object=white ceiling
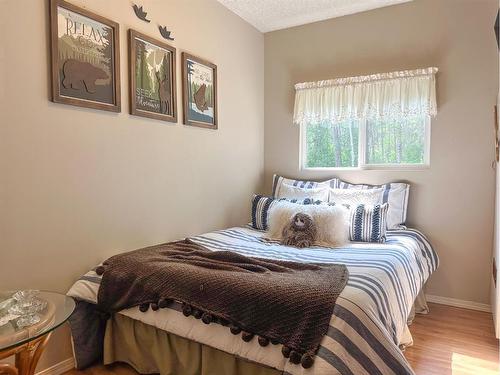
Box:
[217,0,412,33]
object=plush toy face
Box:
[281,212,317,248]
[292,213,314,231]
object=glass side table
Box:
[0,291,75,375]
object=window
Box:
[303,115,430,169]
[293,67,437,170]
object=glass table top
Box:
[0,291,75,351]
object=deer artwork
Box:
[156,71,171,114]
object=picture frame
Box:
[129,30,177,122]
[50,0,121,112]
[182,52,218,129]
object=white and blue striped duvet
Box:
[67,226,438,375]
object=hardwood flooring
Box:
[64,303,499,375]
[404,303,499,375]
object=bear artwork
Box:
[62,59,108,93]
[281,212,317,248]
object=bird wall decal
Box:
[159,25,174,41]
[132,4,151,23]
[495,10,499,49]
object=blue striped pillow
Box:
[251,195,330,230]
[271,175,333,197]
[332,178,409,230]
[349,203,389,243]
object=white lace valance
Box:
[293,67,438,124]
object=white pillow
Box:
[331,179,410,229]
[276,183,330,201]
[272,175,332,197]
[266,201,349,248]
[329,188,384,207]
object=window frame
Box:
[300,116,431,171]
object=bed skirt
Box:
[104,313,282,375]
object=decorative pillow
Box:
[329,188,384,208]
[251,195,330,230]
[252,195,277,230]
[276,183,330,201]
[349,203,389,243]
[271,175,333,198]
[266,200,349,248]
[331,179,409,229]
[312,204,349,247]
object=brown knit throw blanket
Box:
[96,239,348,369]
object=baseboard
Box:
[36,357,74,375]
[426,294,491,313]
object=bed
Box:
[67,224,438,375]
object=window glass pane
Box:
[366,116,426,165]
[305,120,359,168]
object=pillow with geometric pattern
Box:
[276,183,330,201]
[251,195,332,230]
[349,203,389,243]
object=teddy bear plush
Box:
[281,212,317,248]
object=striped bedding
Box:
[67,225,438,375]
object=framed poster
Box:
[182,53,217,129]
[129,30,177,122]
[50,0,121,112]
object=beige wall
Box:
[264,0,498,304]
[1,0,497,370]
[493,0,500,338]
[0,0,263,370]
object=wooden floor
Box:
[65,303,499,375]
[404,303,499,375]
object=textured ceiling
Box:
[217,0,412,33]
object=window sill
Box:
[302,164,430,172]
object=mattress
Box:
[67,226,438,375]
